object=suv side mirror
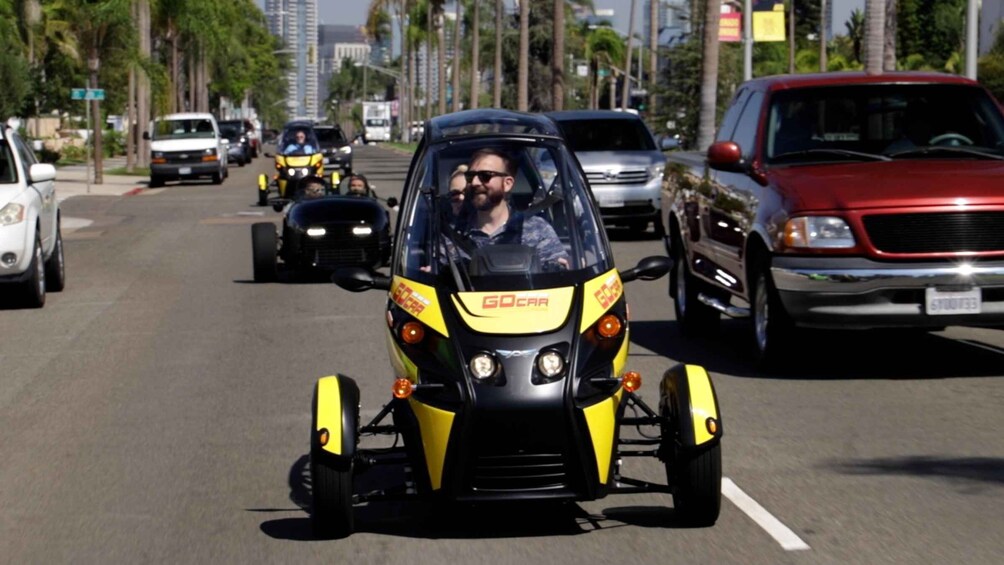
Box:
[385,197,398,209]
[620,255,671,283]
[707,141,745,172]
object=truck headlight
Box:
[783,217,855,249]
[151,151,164,159]
[0,203,26,226]
[339,146,352,154]
[306,227,326,237]
[202,148,216,156]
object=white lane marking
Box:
[62,217,93,230]
[237,211,265,216]
[722,478,811,551]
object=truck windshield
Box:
[766,83,1004,162]
[152,119,216,140]
[556,119,657,151]
[366,119,388,127]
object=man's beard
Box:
[469,183,504,211]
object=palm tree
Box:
[493,0,502,108]
[865,0,885,74]
[451,0,461,112]
[620,0,636,110]
[696,0,721,150]
[433,0,446,115]
[819,0,828,71]
[585,27,624,110]
[470,0,480,109]
[552,0,565,111]
[517,0,528,111]
[649,0,657,115]
[883,0,897,71]
[845,8,865,64]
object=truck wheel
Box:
[751,263,794,368]
[670,443,722,527]
[212,170,223,185]
[251,223,277,282]
[19,231,46,308]
[149,175,164,188]
[44,223,66,292]
[670,231,719,336]
[310,452,354,539]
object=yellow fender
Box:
[312,375,360,462]
[257,174,268,191]
[330,171,341,190]
[660,364,722,448]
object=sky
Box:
[258,1,865,42]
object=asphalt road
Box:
[1,145,1001,564]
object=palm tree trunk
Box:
[552,0,565,111]
[819,0,828,71]
[493,0,502,108]
[89,47,103,185]
[127,65,136,172]
[517,0,529,111]
[649,0,657,115]
[470,0,480,109]
[788,0,795,74]
[426,5,432,119]
[621,0,637,110]
[437,3,447,115]
[451,1,461,112]
[137,0,150,167]
[400,6,411,142]
[697,0,721,150]
[865,0,885,74]
[883,0,897,71]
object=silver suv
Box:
[547,110,666,236]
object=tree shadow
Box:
[825,455,1004,491]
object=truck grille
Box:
[862,212,1004,254]
[162,151,206,164]
[472,453,568,492]
[585,169,649,185]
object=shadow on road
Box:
[629,319,1004,380]
[825,455,1004,490]
[258,453,700,541]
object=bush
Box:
[102,129,124,158]
[37,146,61,163]
[61,144,87,161]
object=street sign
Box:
[71,88,105,101]
[630,89,648,97]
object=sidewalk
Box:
[55,157,149,202]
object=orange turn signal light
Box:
[318,428,330,446]
[392,378,414,399]
[706,417,718,435]
[621,371,642,392]
[597,314,623,338]
[401,321,425,344]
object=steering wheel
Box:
[928,132,973,147]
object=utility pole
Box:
[621,0,637,110]
[965,0,978,79]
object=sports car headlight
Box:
[301,167,310,175]
[306,227,326,237]
[352,225,372,236]
[536,351,565,378]
[783,217,855,249]
[287,168,296,176]
[0,203,26,226]
[469,353,497,380]
[338,146,352,154]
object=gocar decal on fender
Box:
[580,269,623,333]
[452,287,575,334]
[391,277,449,337]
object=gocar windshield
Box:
[556,119,657,152]
[279,128,321,156]
[152,119,217,140]
[397,138,612,291]
[766,83,1004,163]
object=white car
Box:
[0,125,65,308]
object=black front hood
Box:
[287,196,389,230]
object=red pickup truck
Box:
[664,71,1004,367]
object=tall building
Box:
[265,0,319,120]
[318,25,371,107]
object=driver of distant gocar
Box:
[451,148,569,271]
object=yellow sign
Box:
[753,11,786,42]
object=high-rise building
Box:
[317,25,371,107]
[265,0,319,120]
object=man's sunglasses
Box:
[464,170,509,184]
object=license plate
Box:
[599,198,624,208]
[178,167,191,175]
[925,287,981,315]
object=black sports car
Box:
[251,192,396,282]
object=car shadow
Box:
[605,225,664,242]
[824,455,1004,491]
[258,453,701,541]
[629,319,1004,380]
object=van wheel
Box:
[212,171,223,185]
[149,175,164,188]
[751,262,794,368]
[44,223,66,292]
[670,231,719,336]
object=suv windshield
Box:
[766,83,1004,162]
[556,119,657,151]
[315,127,347,145]
[219,124,243,140]
[152,118,216,140]
[397,138,611,291]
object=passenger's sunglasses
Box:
[464,170,509,184]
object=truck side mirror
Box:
[707,141,745,172]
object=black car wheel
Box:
[149,175,164,188]
[670,443,722,527]
[251,223,278,282]
[310,452,354,539]
[44,222,66,292]
[751,261,794,368]
[670,230,720,336]
[212,170,223,185]
[19,231,46,308]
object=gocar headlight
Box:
[536,351,565,378]
[469,353,497,380]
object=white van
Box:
[145,112,228,187]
